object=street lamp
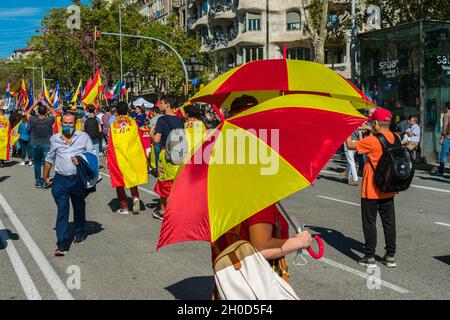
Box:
[186,52,205,94]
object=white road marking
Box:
[99,172,159,197]
[434,222,450,228]
[410,185,450,194]
[0,193,74,300]
[320,170,450,194]
[303,251,410,294]
[316,195,360,207]
[0,218,41,300]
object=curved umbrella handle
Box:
[306,235,324,259]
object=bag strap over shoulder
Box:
[213,224,241,257]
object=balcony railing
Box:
[208,3,233,19]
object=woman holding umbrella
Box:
[211,96,313,283]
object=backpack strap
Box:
[367,132,400,172]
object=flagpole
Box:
[119,4,123,102]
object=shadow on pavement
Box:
[165,276,214,300]
[0,229,20,250]
[145,198,160,211]
[416,176,449,184]
[434,255,450,266]
[0,175,10,183]
[1,161,18,168]
[108,198,146,212]
[68,220,104,242]
[316,175,348,184]
[307,225,382,262]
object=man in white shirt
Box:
[403,116,420,152]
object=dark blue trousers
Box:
[51,174,88,251]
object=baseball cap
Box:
[370,108,392,123]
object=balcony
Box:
[201,29,238,51]
[208,3,235,20]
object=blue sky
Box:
[0,1,88,58]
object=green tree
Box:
[27,0,201,97]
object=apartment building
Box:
[187,0,315,73]
[139,0,188,28]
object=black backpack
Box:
[368,133,415,193]
[84,117,100,139]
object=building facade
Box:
[187,0,315,73]
[139,0,187,27]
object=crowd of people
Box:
[0,95,448,299]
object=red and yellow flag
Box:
[0,116,11,161]
[106,115,148,188]
[10,80,21,97]
[82,70,102,105]
[10,121,21,146]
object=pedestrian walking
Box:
[150,97,185,220]
[26,101,56,188]
[18,115,32,165]
[432,102,450,176]
[42,112,96,256]
[106,102,148,215]
[345,108,399,268]
[344,129,361,186]
[0,109,10,168]
[82,104,102,156]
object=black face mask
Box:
[62,126,75,138]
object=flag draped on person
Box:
[82,70,102,105]
[0,115,11,161]
[106,115,148,188]
[71,79,83,103]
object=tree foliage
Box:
[26,0,201,97]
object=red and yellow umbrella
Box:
[157,94,367,250]
[189,59,375,111]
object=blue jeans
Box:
[91,138,101,156]
[439,138,450,174]
[33,144,50,185]
[51,174,89,251]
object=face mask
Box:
[62,126,75,137]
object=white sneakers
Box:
[132,198,140,214]
[116,208,131,215]
[115,198,140,215]
[19,161,26,166]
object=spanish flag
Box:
[10,80,21,97]
[106,115,148,188]
[42,80,52,105]
[82,69,102,105]
[0,116,11,161]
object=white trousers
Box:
[344,145,358,183]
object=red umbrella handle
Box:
[306,235,324,259]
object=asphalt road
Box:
[0,155,449,300]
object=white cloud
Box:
[0,7,42,18]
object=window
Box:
[287,47,311,61]
[286,11,301,31]
[201,0,208,17]
[245,47,264,63]
[246,13,261,32]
